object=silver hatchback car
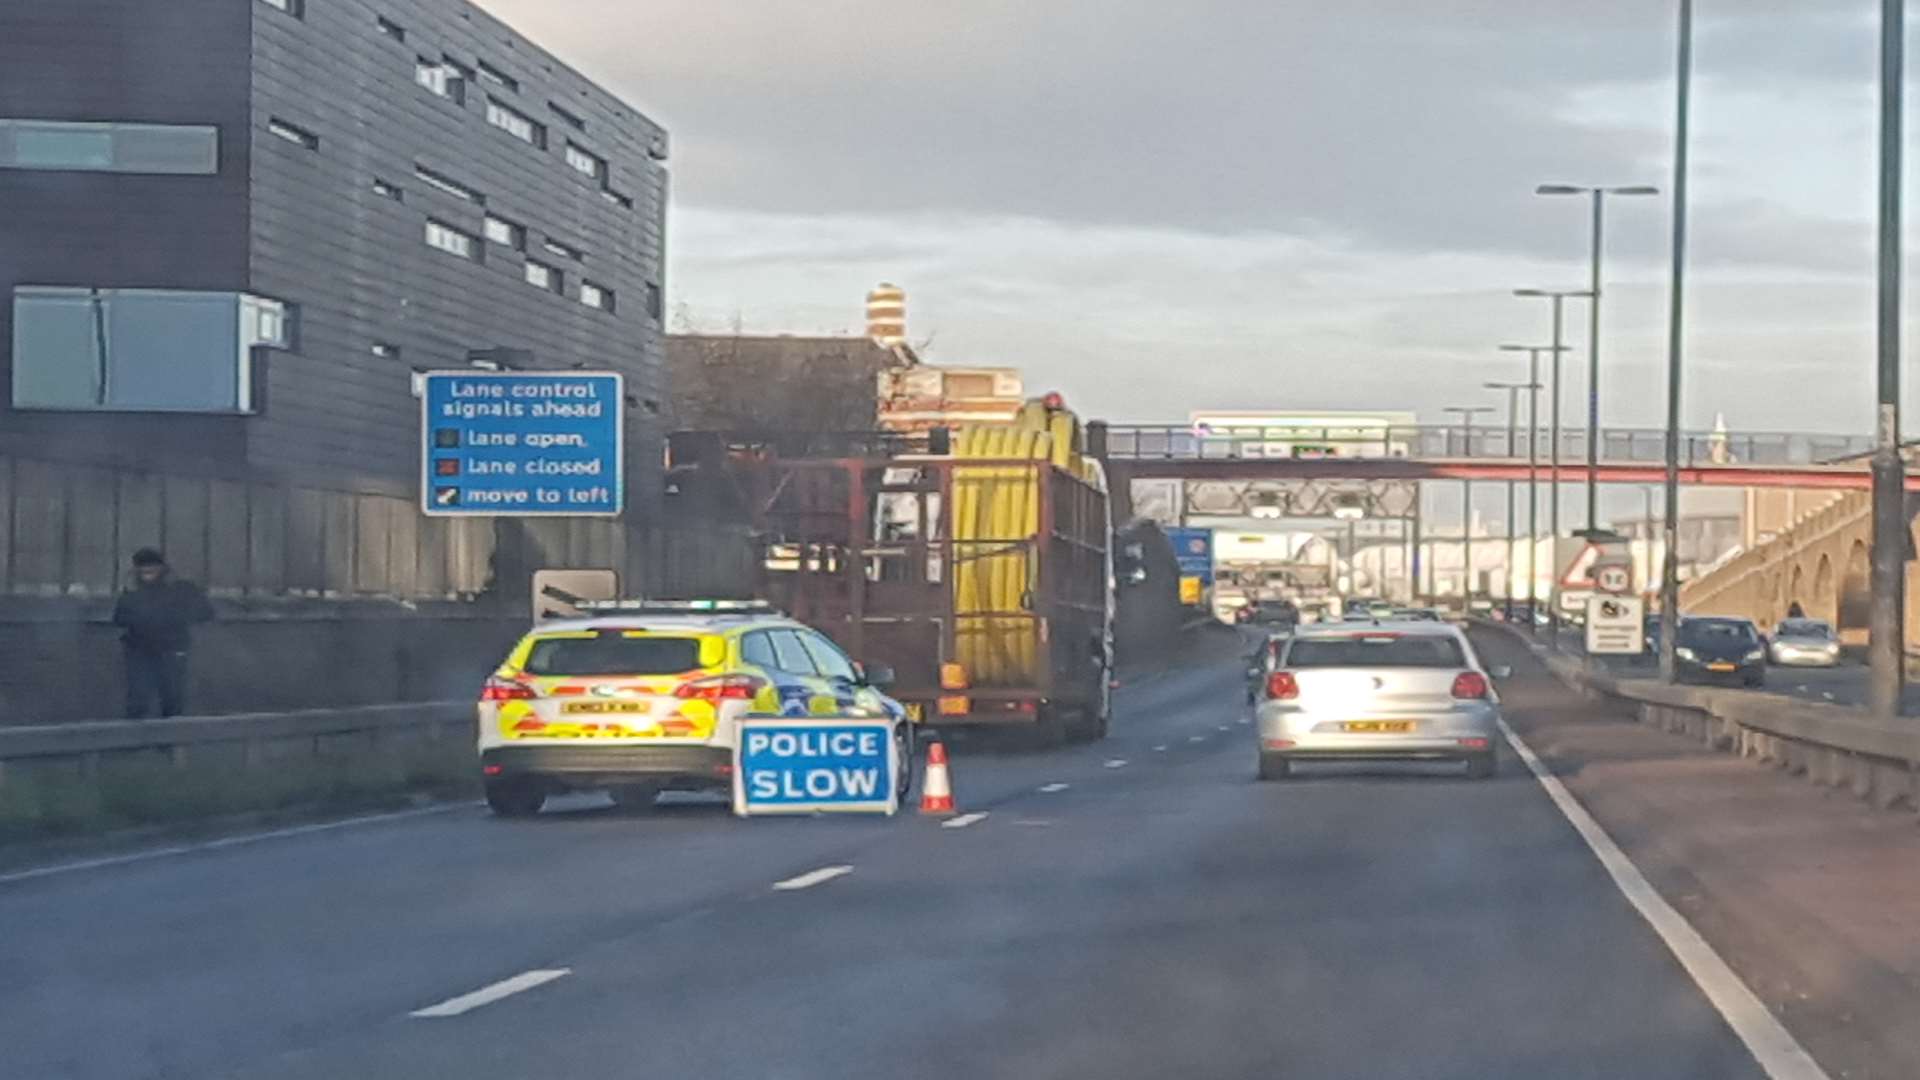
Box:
[1252,623,1508,780]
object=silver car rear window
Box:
[1285,635,1466,668]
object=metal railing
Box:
[1100,425,1873,468]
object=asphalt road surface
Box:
[3,629,1778,1080]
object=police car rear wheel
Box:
[894,727,914,801]
[485,778,546,817]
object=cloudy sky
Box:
[487,1,1898,436]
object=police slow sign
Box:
[733,718,899,816]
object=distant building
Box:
[876,365,1025,431]
[1,0,669,492]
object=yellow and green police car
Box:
[477,600,911,816]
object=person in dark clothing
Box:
[112,549,214,718]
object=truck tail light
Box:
[675,674,766,701]
[481,676,535,702]
[1451,672,1490,700]
[940,663,969,690]
[1264,672,1299,700]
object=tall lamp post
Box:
[1659,0,1694,683]
[1536,183,1660,534]
[1499,343,1567,635]
[1444,406,1495,606]
[1868,0,1906,717]
[1514,288,1593,646]
[1486,379,1541,618]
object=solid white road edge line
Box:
[1038,782,1070,793]
[772,865,854,891]
[941,812,989,829]
[0,803,472,887]
[1497,718,1830,1080]
[411,969,571,1018]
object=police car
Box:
[477,600,912,816]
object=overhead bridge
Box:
[1090,424,1899,491]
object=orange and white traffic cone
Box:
[919,741,956,815]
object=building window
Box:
[259,0,304,17]
[579,281,612,311]
[414,164,482,203]
[482,214,525,250]
[485,99,544,147]
[415,58,466,104]
[0,119,217,175]
[267,118,319,149]
[372,342,401,359]
[11,287,287,413]
[563,142,603,179]
[549,102,585,131]
[645,282,663,321]
[376,16,406,41]
[601,188,633,210]
[476,61,519,91]
[524,260,561,293]
[542,237,584,262]
[425,220,478,260]
[372,177,403,200]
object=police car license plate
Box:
[563,701,651,715]
[1344,721,1414,733]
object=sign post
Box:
[421,371,623,516]
[1586,594,1647,655]
[733,718,900,817]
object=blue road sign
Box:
[1167,527,1215,585]
[733,719,899,817]
[421,371,622,516]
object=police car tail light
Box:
[675,674,766,701]
[1451,672,1490,700]
[481,676,536,702]
[1264,672,1299,700]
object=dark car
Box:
[1673,616,1767,687]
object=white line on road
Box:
[1188,734,1207,743]
[1498,718,1831,1080]
[410,969,571,1018]
[772,865,854,891]
[1103,759,1128,769]
[1038,782,1070,793]
[941,812,989,829]
[1152,745,1169,752]
[1216,724,1231,732]
[0,803,471,888]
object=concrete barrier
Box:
[0,701,471,786]
[1480,622,1920,816]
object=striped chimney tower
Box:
[866,282,907,346]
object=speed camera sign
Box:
[1594,564,1632,595]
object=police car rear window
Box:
[524,635,702,676]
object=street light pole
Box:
[1869,0,1907,717]
[1515,289,1592,646]
[1445,406,1494,607]
[1660,0,1694,683]
[1537,183,1660,534]
[1486,379,1541,619]
[1499,344,1563,635]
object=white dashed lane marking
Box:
[1038,782,1070,793]
[941,813,989,829]
[1104,759,1128,769]
[772,865,854,891]
[411,970,571,1018]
